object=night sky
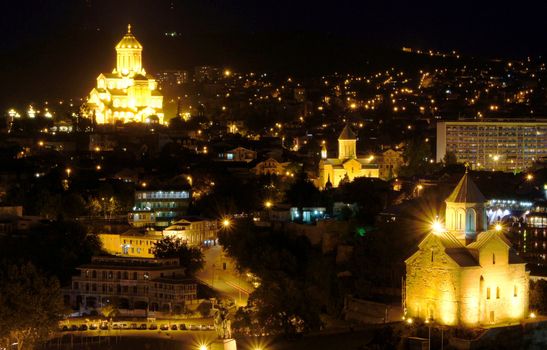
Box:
[1,0,546,108]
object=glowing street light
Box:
[264,200,272,209]
[526,174,534,181]
[432,220,445,234]
[494,223,503,232]
[198,345,208,350]
[65,168,72,177]
[530,312,537,319]
[222,218,232,228]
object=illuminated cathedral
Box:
[86,25,164,124]
[404,172,529,327]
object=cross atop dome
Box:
[127,23,132,34]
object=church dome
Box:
[116,24,142,50]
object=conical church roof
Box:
[446,172,486,203]
[338,124,357,140]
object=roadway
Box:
[197,245,254,306]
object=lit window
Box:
[496,287,500,299]
[492,253,495,264]
[487,287,491,299]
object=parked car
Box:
[70,325,78,331]
[99,324,109,330]
[206,325,215,331]
[112,324,120,330]
[179,324,187,330]
[149,324,157,330]
[130,323,138,330]
[89,324,98,330]
[188,324,199,330]
[139,324,147,330]
[170,324,178,330]
[61,325,69,332]
[121,323,129,329]
[160,324,169,331]
[78,325,88,331]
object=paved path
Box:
[196,245,253,306]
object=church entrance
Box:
[489,311,495,323]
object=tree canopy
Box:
[0,263,64,350]
[152,236,205,276]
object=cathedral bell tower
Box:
[115,24,143,77]
[445,170,488,244]
[338,124,357,159]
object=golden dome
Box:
[116,24,142,50]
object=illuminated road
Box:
[197,245,253,306]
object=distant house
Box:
[163,217,218,246]
[252,158,290,176]
[218,147,257,163]
[378,149,404,180]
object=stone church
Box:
[317,125,379,189]
[404,172,529,327]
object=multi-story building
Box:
[98,228,163,258]
[128,188,191,228]
[436,119,547,172]
[511,201,547,271]
[155,70,189,87]
[64,256,197,314]
[86,25,164,124]
[162,217,218,246]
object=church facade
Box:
[86,25,164,125]
[404,172,529,327]
[317,125,379,189]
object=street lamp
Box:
[264,200,272,209]
[65,168,72,177]
[198,345,208,350]
[222,218,231,228]
[526,174,534,181]
[432,220,444,234]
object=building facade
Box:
[99,229,163,258]
[405,173,529,327]
[378,149,404,180]
[436,120,547,172]
[86,25,164,124]
[129,189,191,228]
[163,217,218,246]
[511,200,547,270]
[65,256,197,314]
[318,125,379,188]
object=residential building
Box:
[64,256,197,314]
[318,125,379,188]
[511,201,547,271]
[436,120,547,172]
[163,217,218,246]
[378,149,405,180]
[252,158,290,176]
[218,147,257,162]
[405,172,529,326]
[98,228,163,258]
[128,188,191,228]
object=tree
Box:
[285,172,321,221]
[443,151,458,166]
[153,237,205,275]
[0,263,64,350]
